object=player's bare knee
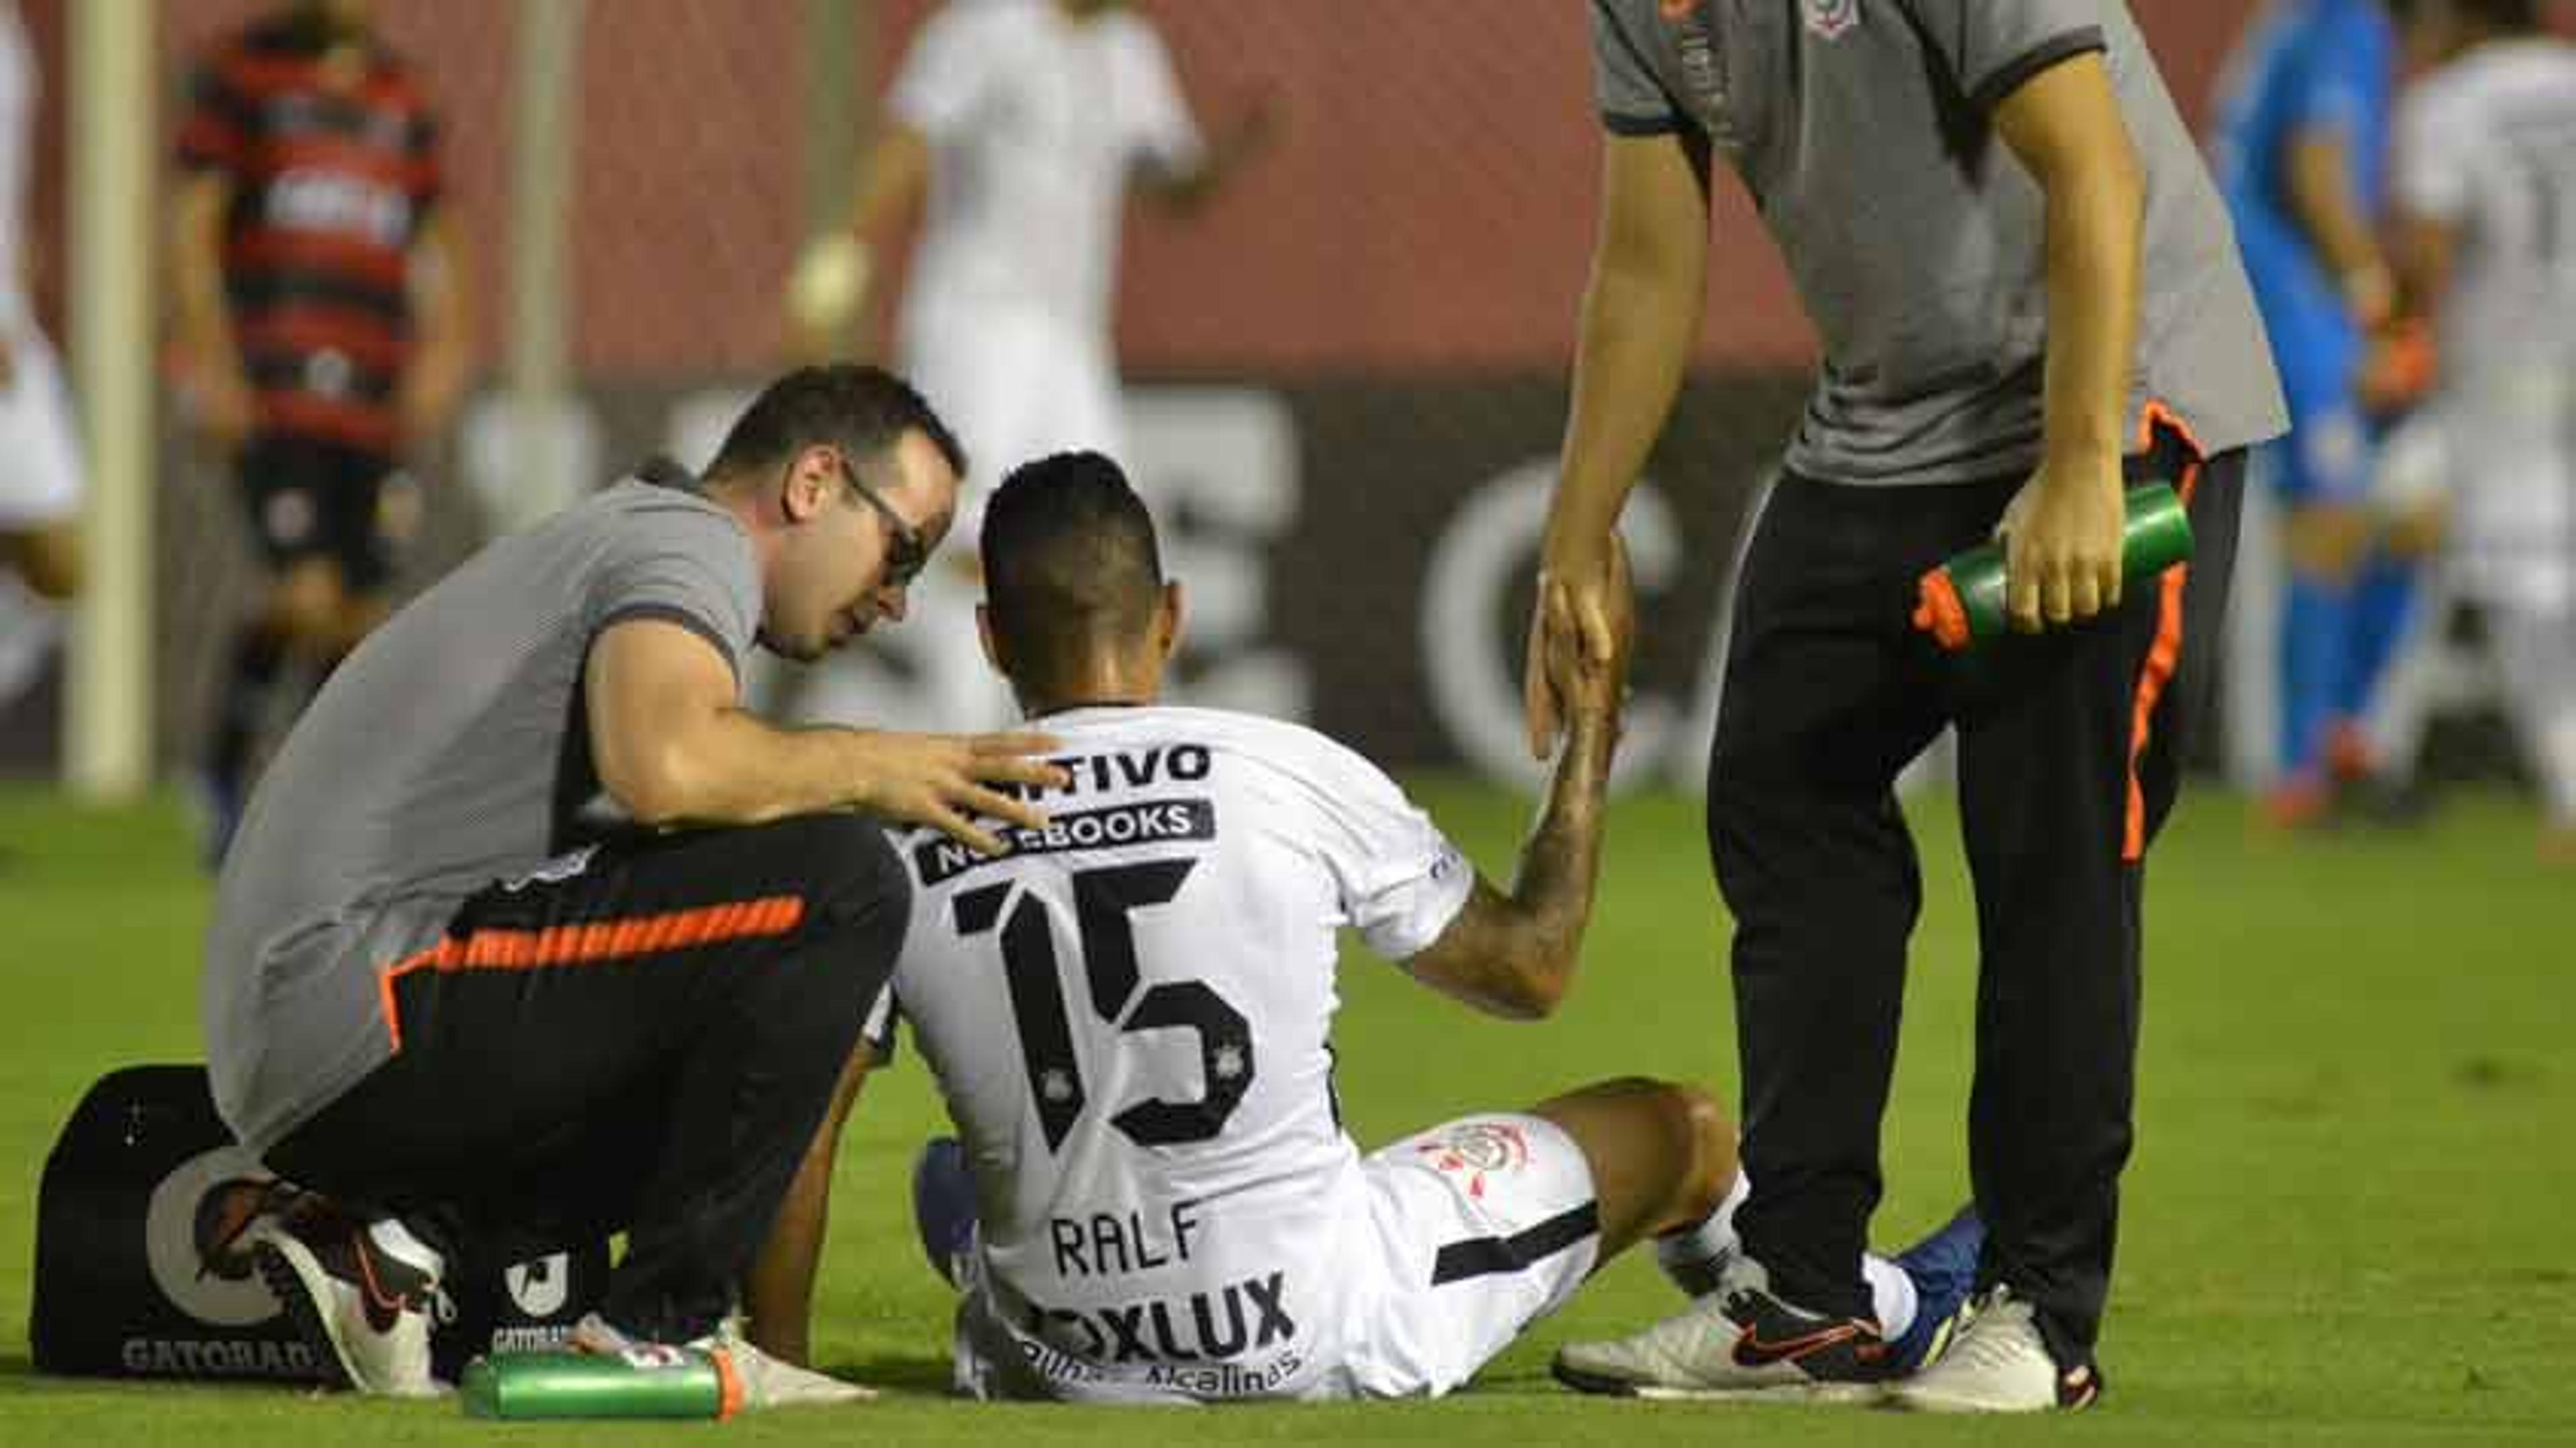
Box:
[1666,1082,1738,1223]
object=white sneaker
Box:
[1889,1287,2103,1413]
[570,1312,875,1410]
[1550,1255,1893,1403]
[718,1337,877,1408]
[250,1210,449,1397]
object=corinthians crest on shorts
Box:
[1806,0,1860,41]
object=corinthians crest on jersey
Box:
[1806,0,1860,42]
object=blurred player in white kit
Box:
[0,1,82,713]
[2369,0,2576,854]
[786,0,1274,730]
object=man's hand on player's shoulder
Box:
[843,729,1069,856]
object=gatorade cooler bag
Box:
[30,1064,609,1384]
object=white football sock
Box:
[1654,1169,1749,1298]
[1864,1252,1919,1338]
[1658,1167,1921,1336]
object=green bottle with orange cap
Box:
[1912,482,2194,652]
[458,1342,746,1420]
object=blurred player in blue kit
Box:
[2212,0,2424,823]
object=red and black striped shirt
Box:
[176,15,441,457]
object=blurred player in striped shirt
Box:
[173,0,469,862]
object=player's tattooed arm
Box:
[1406,703,1616,1021]
[1409,554,1631,1019]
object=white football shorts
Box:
[952,1111,1602,1402]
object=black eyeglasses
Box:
[828,451,929,588]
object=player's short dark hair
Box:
[980,452,1165,698]
[708,364,967,482]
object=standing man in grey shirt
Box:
[209,365,1066,1402]
[1525,0,2286,1413]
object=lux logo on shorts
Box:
[1030,1270,1296,1364]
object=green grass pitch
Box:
[1,779,2568,1443]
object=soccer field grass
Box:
[1,780,2568,1444]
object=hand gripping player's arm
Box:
[585,616,1063,854]
[1525,127,1711,760]
[1413,538,1633,1021]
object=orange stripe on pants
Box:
[376,894,807,1052]
[2123,403,2205,863]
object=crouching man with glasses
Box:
[205,365,1069,1406]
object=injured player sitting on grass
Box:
[743,450,1987,1402]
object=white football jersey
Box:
[2392,38,2576,600]
[886,705,1472,1391]
[889,0,1203,343]
[2393,38,2576,385]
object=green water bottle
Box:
[458,1345,744,1421]
[1912,481,2194,652]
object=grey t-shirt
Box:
[203,462,761,1151]
[1593,0,2287,484]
